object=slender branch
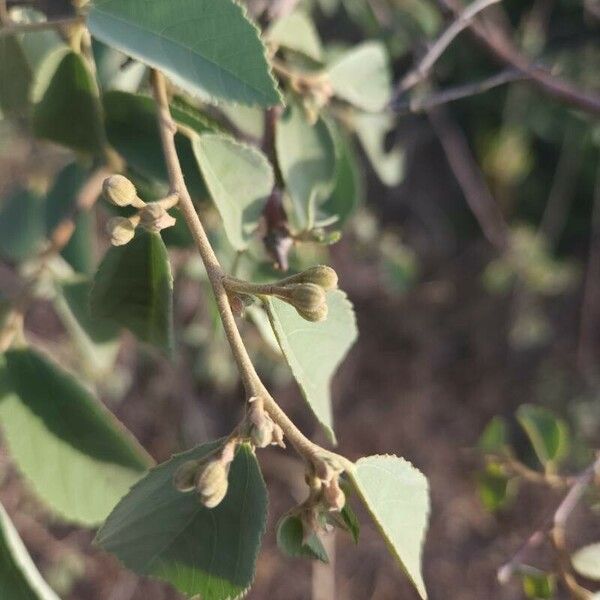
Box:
[394,0,502,99]
[149,70,350,470]
[427,105,509,251]
[436,0,600,116]
[393,68,525,113]
[0,15,84,38]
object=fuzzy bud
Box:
[103,175,139,207]
[248,398,275,448]
[284,283,326,313]
[107,217,136,246]
[322,478,345,512]
[296,303,328,322]
[173,459,201,493]
[300,265,338,290]
[196,459,230,509]
[139,203,177,233]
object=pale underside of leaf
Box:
[350,454,430,599]
[264,290,358,443]
[87,0,282,106]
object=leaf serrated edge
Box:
[348,454,430,600]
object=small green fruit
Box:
[102,175,139,207]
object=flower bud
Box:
[248,398,275,448]
[285,283,326,313]
[296,303,328,322]
[322,478,345,512]
[103,175,139,207]
[196,459,230,509]
[107,216,136,246]
[301,266,338,290]
[139,203,177,233]
[173,459,201,492]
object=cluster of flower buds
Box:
[172,441,236,509]
[247,396,285,449]
[103,175,177,246]
[275,265,338,322]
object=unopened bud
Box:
[296,303,328,322]
[107,216,135,246]
[228,294,245,317]
[248,398,275,448]
[196,459,230,509]
[139,203,176,233]
[103,175,140,207]
[272,423,285,448]
[281,265,338,291]
[285,283,326,313]
[173,459,201,492]
[322,478,345,512]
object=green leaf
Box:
[477,463,514,512]
[276,515,329,562]
[571,543,600,581]
[478,416,509,455]
[0,501,60,600]
[192,133,273,250]
[516,404,569,468]
[353,112,404,186]
[522,569,555,599]
[96,442,267,600]
[267,11,323,61]
[54,277,120,377]
[91,231,174,353]
[45,162,96,275]
[328,42,392,112]
[264,290,357,443]
[0,349,151,526]
[33,51,104,155]
[93,40,146,93]
[321,121,363,227]
[87,0,281,106]
[103,91,211,198]
[350,455,429,599]
[275,102,336,230]
[0,187,45,262]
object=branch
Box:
[393,0,502,100]
[427,105,509,251]
[149,70,351,471]
[0,15,84,38]
[393,68,525,113]
[437,0,600,116]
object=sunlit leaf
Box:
[0,349,151,526]
[267,11,323,61]
[88,0,281,106]
[571,543,600,581]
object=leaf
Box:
[0,36,30,116]
[0,501,60,600]
[91,231,174,353]
[276,515,329,562]
[478,416,509,455]
[93,40,146,93]
[33,51,105,155]
[96,442,267,600]
[54,277,120,377]
[350,455,429,599]
[192,133,273,250]
[103,91,211,198]
[0,187,45,262]
[477,463,515,512]
[87,0,281,106]
[45,162,96,275]
[264,290,357,443]
[353,112,404,186]
[276,102,336,230]
[516,404,569,468]
[522,570,555,599]
[267,11,323,61]
[571,543,600,581]
[328,42,392,112]
[0,349,151,526]
[321,121,363,227]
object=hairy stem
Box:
[150,70,351,470]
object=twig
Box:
[0,15,84,38]
[578,161,600,378]
[393,68,525,113]
[150,70,352,471]
[427,105,509,251]
[394,0,502,99]
[437,0,600,116]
